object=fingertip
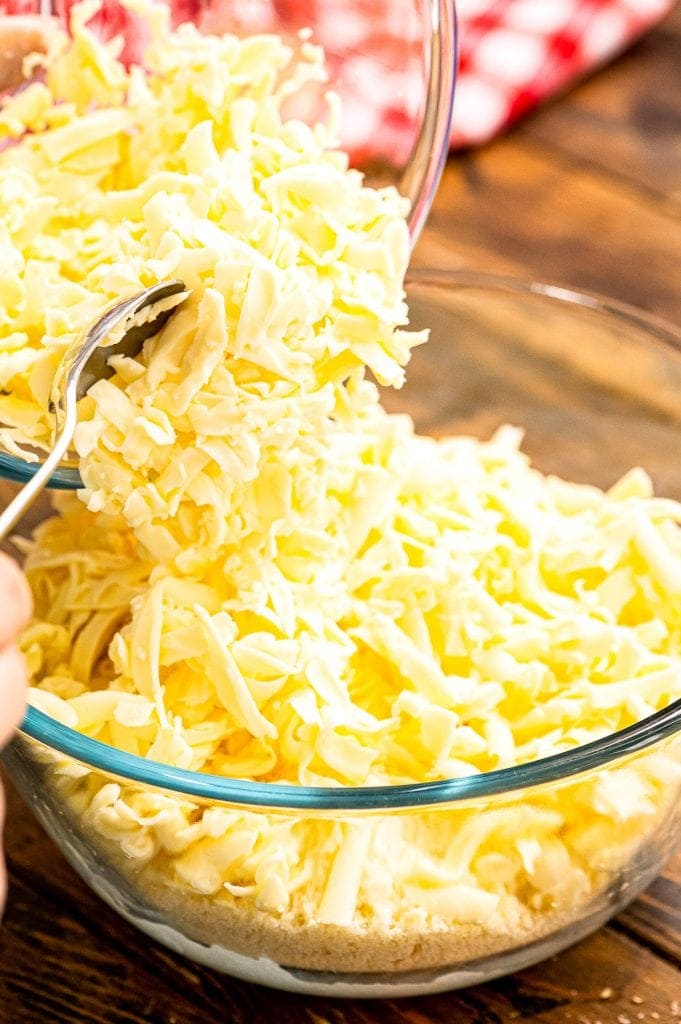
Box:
[0,552,32,647]
[0,645,28,749]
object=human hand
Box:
[0,552,32,917]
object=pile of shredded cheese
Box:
[4,2,681,932]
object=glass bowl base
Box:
[108,899,626,997]
[58,817,648,1000]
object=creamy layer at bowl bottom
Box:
[33,740,681,974]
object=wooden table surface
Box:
[1,7,681,1023]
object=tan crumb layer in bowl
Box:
[28,733,681,976]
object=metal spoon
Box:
[0,280,189,542]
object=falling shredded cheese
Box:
[4,2,681,934]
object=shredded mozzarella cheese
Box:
[4,2,679,930]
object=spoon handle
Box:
[0,401,77,543]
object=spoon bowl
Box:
[0,280,188,542]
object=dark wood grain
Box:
[414,137,681,321]
[519,11,681,203]
[1,7,681,1023]
[617,859,681,964]
[413,7,681,324]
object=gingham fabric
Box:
[0,0,675,153]
[451,0,674,146]
[266,0,675,152]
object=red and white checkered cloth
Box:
[0,0,675,154]
[265,0,675,153]
[451,0,674,147]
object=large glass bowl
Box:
[0,0,456,489]
[3,271,681,998]
[7,0,457,214]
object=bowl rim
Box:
[20,698,681,811]
[405,269,681,353]
[14,269,681,810]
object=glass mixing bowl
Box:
[2,0,456,244]
[0,0,456,489]
[3,271,681,998]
